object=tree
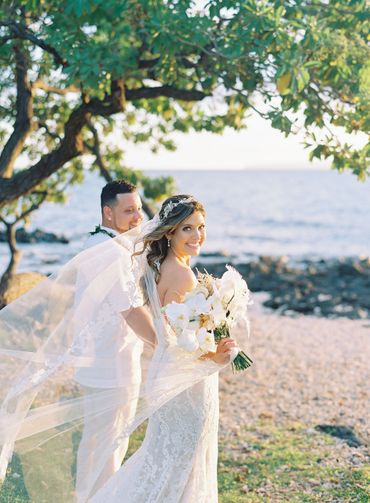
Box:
[0,164,86,304]
[0,0,368,209]
[0,165,85,302]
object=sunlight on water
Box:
[1,170,369,274]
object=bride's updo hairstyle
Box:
[137,194,205,279]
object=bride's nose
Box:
[192,228,201,240]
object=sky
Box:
[123,0,367,172]
[124,111,367,171]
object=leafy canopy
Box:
[0,0,368,214]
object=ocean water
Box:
[1,169,369,274]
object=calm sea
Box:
[1,169,369,274]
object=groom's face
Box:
[104,192,143,234]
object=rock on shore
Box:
[195,255,370,320]
[0,227,69,244]
[0,272,47,306]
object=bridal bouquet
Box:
[163,266,253,372]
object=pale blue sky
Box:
[124,111,366,171]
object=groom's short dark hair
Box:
[101,180,137,209]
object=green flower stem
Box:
[214,324,253,373]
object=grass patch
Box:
[0,423,148,503]
[218,422,370,502]
[123,421,147,460]
[1,421,368,502]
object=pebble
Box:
[219,310,370,457]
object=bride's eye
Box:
[182,226,191,231]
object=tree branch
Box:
[85,120,112,181]
[126,85,207,101]
[0,35,12,46]
[38,122,62,142]
[0,20,68,67]
[138,56,197,70]
[14,192,48,224]
[0,42,33,177]
[138,57,160,69]
[0,79,126,207]
[85,120,155,218]
[0,222,22,291]
[33,80,80,95]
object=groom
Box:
[75,180,144,497]
[84,179,143,248]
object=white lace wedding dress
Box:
[0,225,229,503]
[89,269,221,503]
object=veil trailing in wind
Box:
[0,216,224,503]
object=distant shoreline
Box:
[1,224,369,320]
[1,236,369,320]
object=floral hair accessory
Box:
[160,197,194,221]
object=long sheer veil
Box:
[0,216,223,502]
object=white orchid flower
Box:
[221,266,248,297]
[185,292,211,318]
[208,292,227,326]
[164,302,190,334]
[188,317,201,331]
[177,329,200,352]
[197,328,216,353]
[184,284,209,300]
[199,312,215,331]
[227,297,248,321]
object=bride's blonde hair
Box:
[136,194,205,280]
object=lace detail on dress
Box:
[88,263,222,503]
[90,374,219,503]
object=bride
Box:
[0,194,239,503]
[90,195,237,502]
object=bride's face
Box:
[170,210,206,258]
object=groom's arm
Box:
[124,306,157,348]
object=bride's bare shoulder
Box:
[159,262,197,304]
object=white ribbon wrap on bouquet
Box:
[229,346,240,362]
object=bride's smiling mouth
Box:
[186,242,201,249]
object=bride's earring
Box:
[168,239,171,248]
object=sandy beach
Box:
[219,301,370,484]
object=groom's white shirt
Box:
[75,226,143,388]
[75,225,143,498]
[82,226,118,249]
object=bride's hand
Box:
[201,337,238,365]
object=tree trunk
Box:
[0,223,22,308]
